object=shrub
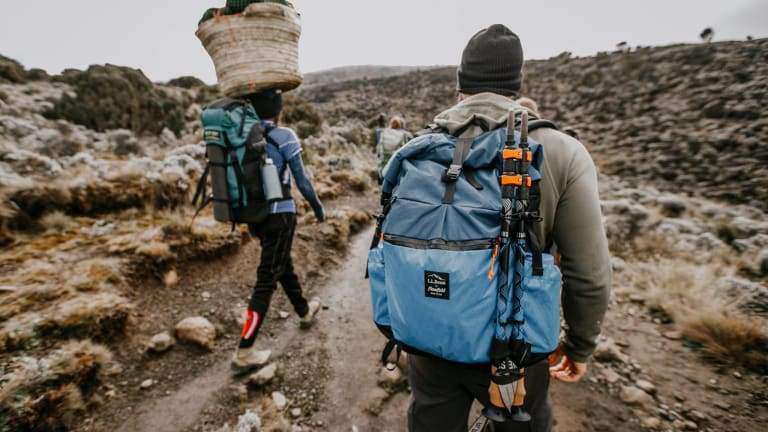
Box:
[167,75,206,89]
[45,64,186,135]
[282,94,323,138]
[0,54,26,83]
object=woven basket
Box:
[197,3,302,97]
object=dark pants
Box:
[408,355,552,432]
[247,213,309,322]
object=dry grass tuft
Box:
[682,313,768,372]
[0,340,113,431]
[621,257,768,371]
[39,210,77,233]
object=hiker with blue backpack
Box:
[194,89,325,373]
[367,24,611,432]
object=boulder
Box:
[175,316,217,349]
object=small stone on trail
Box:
[202,291,211,300]
[620,385,654,408]
[164,269,179,287]
[140,379,154,390]
[290,407,302,418]
[235,409,262,432]
[175,316,216,349]
[732,371,742,379]
[594,337,629,364]
[278,311,290,319]
[714,401,731,411]
[602,368,621,384]
[272,391,287,410]
[662,330,683,340]
[249,363,278,386]
[147,331,175,353]
[635,379,657,395]
[641,416,661,429]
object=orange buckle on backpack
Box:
[501,175,532,187]
[502,149,533,161]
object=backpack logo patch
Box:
[204,129,222,142]
[424,271,450,300]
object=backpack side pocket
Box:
[520,253,562,355]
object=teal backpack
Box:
[193,98,285,225]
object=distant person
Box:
[374,116,413,180]
[370,25,611,432]
[232,89,326,373]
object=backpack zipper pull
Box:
[488,240,500,281]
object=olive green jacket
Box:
[434,92,612,362]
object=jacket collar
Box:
[433,92,538,136]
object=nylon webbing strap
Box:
[527,119,559,133]
[192,164,210,206]
[442,133,475,204]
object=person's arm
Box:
[288,155,324,222]
[551,143,612,367]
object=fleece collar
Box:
[433,92,538,136]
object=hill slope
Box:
[302,39,768,210]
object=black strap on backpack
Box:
[442,135,474,204]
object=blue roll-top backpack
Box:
[367,110,563,370]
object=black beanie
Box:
[247,89,283,119]
[457,24,524,96]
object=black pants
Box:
[408,355,552,432]
[248,213,309,321]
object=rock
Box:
[683,420,698,430]
[164,270,179,287]
[249,363,278,386]
[594,337,629,364]
[175,316,217,349]
[715,276,768,315]
[272,391,287,410]
[662,330,683,340]
[364,387,390,415]
[290,407,302,418]
[147,331,175,353]
[611,256,627,272]
[278,311,290,319]
[641,416,661,429]
[601,368,622,384]
[635,379,657,395]
[714,401,731,411]
[657,195,687,217]
[140,379,154,390]
[687,410,707,422]
[619,385,654,408]
[234,409,262,432]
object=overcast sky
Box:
[1,0,766,83]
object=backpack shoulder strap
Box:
[415,123,446,137]
[527,119,559,133]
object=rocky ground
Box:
[1,37,767,432]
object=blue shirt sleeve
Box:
[288,154,323,215]
[277,128,302,161]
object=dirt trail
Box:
[317,226,409,432]
[90,211,766,432]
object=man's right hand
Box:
[548,345,588,383]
